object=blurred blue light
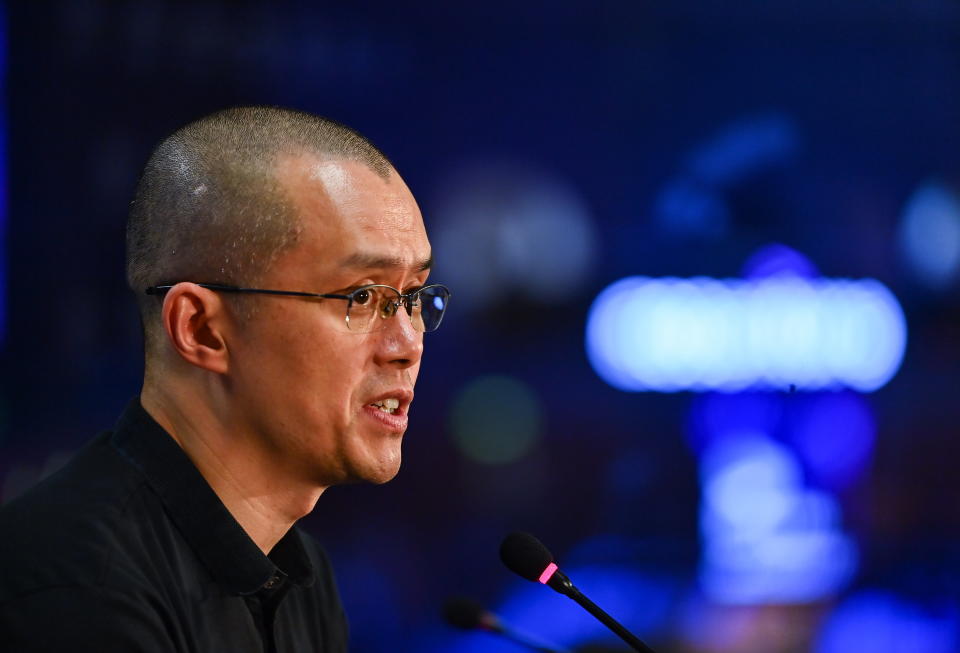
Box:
[742,243,819,279]
[701,530,857,604]
[788,391,876,491]
[585,276,907,393]
[654,114,798,237]
[654,178,730,237]
[687,114,799,187]
[701,435,800,536]
[686,392,782,455]
[698,434,857,604]
[899,181,960,289]
[816,591,959,653]
[432,163,598,312]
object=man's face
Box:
[227,156,433,488]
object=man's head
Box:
[127,107,435,488]
[127,106,394,354]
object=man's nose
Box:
[374,303,423,368]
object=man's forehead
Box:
[279,155,422,225]
[273,153,430,274]
[277,154,391,196]
[338,251,433,272]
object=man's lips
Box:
[365,389,414,415]
[363,388,414,432]
[362,403,409,432]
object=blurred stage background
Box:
[2,2,960,651]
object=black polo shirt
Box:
[0,399,348,652]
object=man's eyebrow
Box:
[339,252,433,272]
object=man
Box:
[0,106,449,651]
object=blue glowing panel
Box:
[586,276,907,393]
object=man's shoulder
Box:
[0,431,160,601]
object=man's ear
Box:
[160,283,230,374]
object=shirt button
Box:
[263,574,281,590]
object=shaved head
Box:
[126,106,395,358]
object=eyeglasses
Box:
[145,282,451,333]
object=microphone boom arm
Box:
[546,569,657,653]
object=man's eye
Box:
[353,289,372,305]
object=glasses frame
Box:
[144,282,450,333]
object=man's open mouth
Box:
[370,398,400,414]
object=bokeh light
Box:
[687,114,799,187]
[654,113,799,238]
[815,591,959,653]
[431,163,599,312]
[786,391,876,491]
[899,181,960,289]
[698,434,857,604]
[701,434,802,538]
[586,276,907,393]
[449,375,543,465]
[742,243,819,280]
[686,392,783,455]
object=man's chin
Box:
[340,452,402,486]
[335,468,399,486]
[363,459,401,485]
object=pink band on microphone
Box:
[538,562,559,584]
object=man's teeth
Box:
[371,398,400,414]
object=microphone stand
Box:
[547,570,657,653]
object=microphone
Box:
[499,532,658,653]
[442,595,572,653]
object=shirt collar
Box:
[110,398,317,595]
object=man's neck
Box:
[140,385,325,555]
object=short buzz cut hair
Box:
[126,105,394,358]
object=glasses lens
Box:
[347,285,449,332]
[413,285,449,332]
[347,286,397,332]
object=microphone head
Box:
[442,595,487,630]
[499,531,555,582]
